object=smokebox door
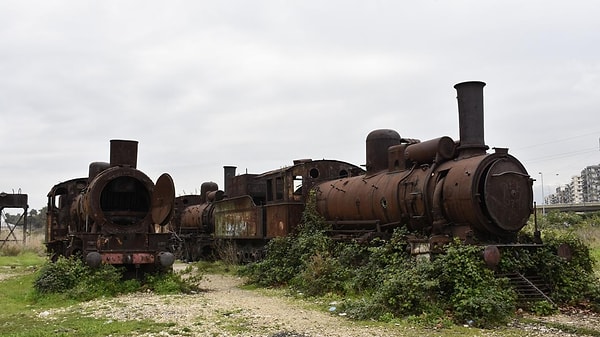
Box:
[483,159,531,233]
[151,173,175,226]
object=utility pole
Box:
[538,172,545,216]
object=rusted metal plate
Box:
[484,158,532,232]
[151,173,175,226]
[213,196,261,238]
[265,203,304,238]
[101,252,155,264]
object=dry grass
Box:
[0,229,45,256]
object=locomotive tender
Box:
[45,140,176,273]
[170,81,534,262]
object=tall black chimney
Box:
[454,81,489,157]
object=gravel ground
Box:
[36,269,599,337]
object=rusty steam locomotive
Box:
[169,81,534,262]
[45,140,177,273]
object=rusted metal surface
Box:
[172,159,365,261]
[483,245,501,267]
[404,136,455,164]
[45,139,175,271]
[110,139,138,168]
[439,151,532,237]
[171,81,535,264]
[151,173,176,227]
[213,195,261,238]
[264,203,304,238]
[314,81,533,242]
[102,252,155,264]
[365,129,401,174]
[82,167,154,232]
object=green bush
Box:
[239,236,299,286]
[339,242,516,327]
[499,232,600,308]
[290,252,347,296]
[34,256,88,294]
[241,199,600,328]
[239,191,332,288]
[145,269,201,295]
[33,257,199,301]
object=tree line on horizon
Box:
[2,207,46,229]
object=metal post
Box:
[538,172,545,215]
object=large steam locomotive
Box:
[170,81,534,262]
[315,81,532,244]
[45,140,176,274]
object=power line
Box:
[514,131,599,151]
[523,147,598,164]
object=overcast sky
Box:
[1,1,599,211]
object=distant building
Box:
[581,164,600,202]
[545,166,599,204]
[549,185,570,204]
[571,175,584,203]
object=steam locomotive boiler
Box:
[314,81,533,251]
[172,81,534,262]
[45,140,176,273]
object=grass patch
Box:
[193,260,239,275]
[0,311,170,337]
[0,230,47,257]
[0,251,46,267]
[0,255,201,337]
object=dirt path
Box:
[76,273,404,337]
[43,269,597,337]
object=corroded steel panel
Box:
[101,252,155,264]
[483,158,532,232]
[0,193,28,208]
[213,196,262,238]
[265,203,304,238]
[151,173,175,226]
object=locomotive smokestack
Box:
[454,81,489,157]
[109,139,138,168]
[223,166,237,194]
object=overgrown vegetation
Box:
[32,256,201,301]
[0,256,189,337]
[240,197,600,328]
